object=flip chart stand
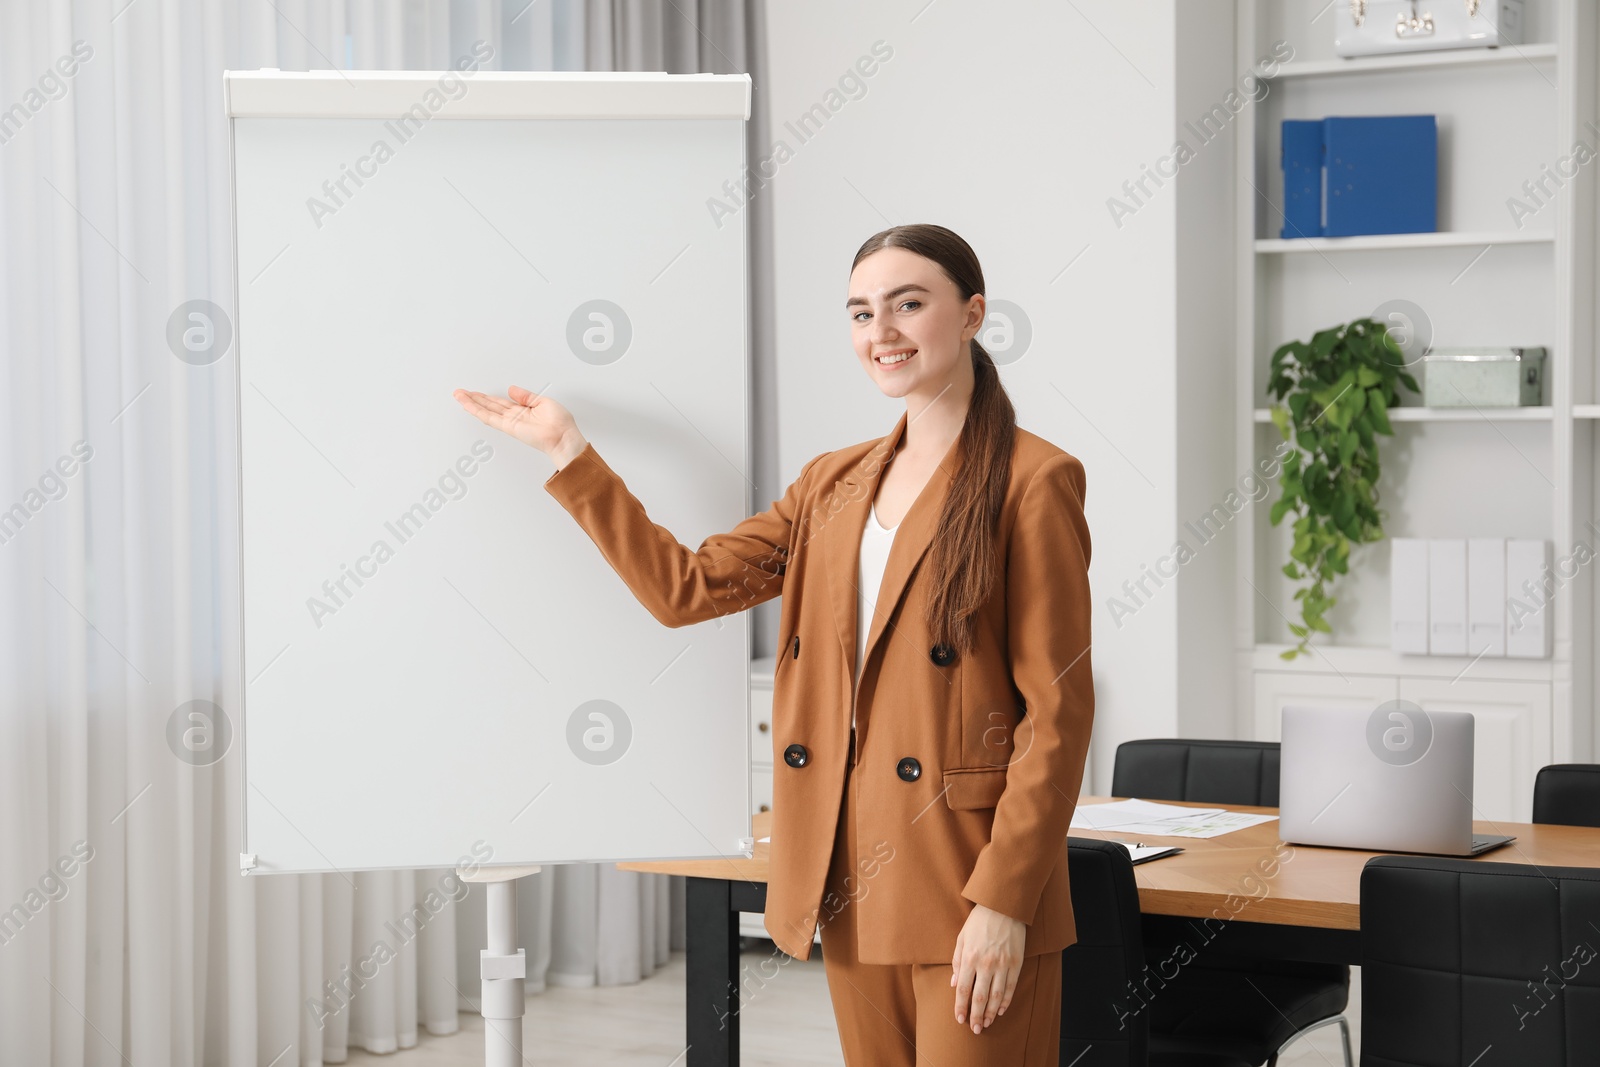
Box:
[457,863,543,1067]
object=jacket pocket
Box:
[775,632,797,684]
[942,766,1009,810]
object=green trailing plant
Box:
[1266,317,1419,660]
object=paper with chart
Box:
[1072,798,1278,839]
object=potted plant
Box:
[1266,317,1419,660]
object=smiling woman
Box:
[815,226,1085,1065]
[456,223,1094,1067]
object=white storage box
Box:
[1421,347,1545,408]
[1335,0,1524,57]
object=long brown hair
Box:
[851,224,1016,657]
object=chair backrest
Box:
[1110,738,1280,807]
[1532,763,1600,827]
[1360,855,1600,1066]
[1061,838,1149,1067]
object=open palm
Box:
[453,384,575,456]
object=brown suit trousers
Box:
[817,762,1063,1065]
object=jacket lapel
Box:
[824,410,964,705]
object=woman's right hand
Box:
[453,385,588,468]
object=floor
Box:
[339,944,1361,1066]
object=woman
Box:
[453,223,1094,1065]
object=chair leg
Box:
[1337,1015,1354,1067]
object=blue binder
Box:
[1322,115,1437,237]
[1280,120,1324,239]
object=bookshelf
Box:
[1268,42,1558,79]
[1252,407,1556,423]
[1254,230,1553,253]
[1231,0,1598,821]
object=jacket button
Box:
[791,635,800,659]
[930,643,956,667]
[896,756,921,782]
[784,743,809,768]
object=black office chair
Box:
[1360,855,1600,1065]
[1532,763,1600,827]
[1110,739,1281,806]
[1062,838,1253,1067]
[1109,739,1353,1067]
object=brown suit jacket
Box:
[543,410,1094,964]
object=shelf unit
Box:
[1231,0,1598,821]
[1252,406,1554,423]
[1254,230,1554,253]
[1266,42,1558,80]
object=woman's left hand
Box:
[949,902,1026,1034]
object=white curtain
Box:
[0,1,764,1064]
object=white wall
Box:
[761,1,1238,789]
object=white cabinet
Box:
[1397,677,1551,823]
[750,662,774,780]
[742,658,777,942]
[749,656,775,818]
[1252,671,1399,740]
[1252,662,1551,823]
[752,766,772,816]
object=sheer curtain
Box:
[0,1,770,1063]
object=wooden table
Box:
[618,798,1600,1067]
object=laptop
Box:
[1279,704,1514,857]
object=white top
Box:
[853,499,900,729]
